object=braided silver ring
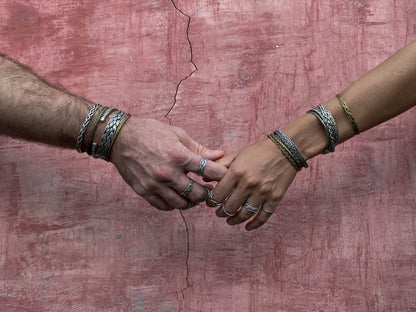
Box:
[180,178,194,196]
[203,186,210,202]
[243,202,259,213]
[197,157,208,176]
[207,190,222,206]
[261,207,274,214]
[221,203,236,217]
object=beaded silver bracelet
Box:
[274,130,308,169]
[76,104,101,153]
[307,104,339,154]
[94,110,128,160]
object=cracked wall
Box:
[0,0,416,311]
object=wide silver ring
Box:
[243,202,259,213]
[207,190,222,206]
[221,203,236,217]
[197,157,208,176]
[261,207,274,214]
[180,178,194,196]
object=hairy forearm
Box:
[285,40,416,159]
[0,54,93,148]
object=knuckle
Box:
[152,166,174,182]
[174,126,186,138]
[132,185,146,197]
[230,166,245,179]
[270,188,285,202]
[168,146,187,165]
[270,193,282,203]
[141,180,158,194]
[258,184,272,196]
[245,176,260,188]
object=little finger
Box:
[144,194,175,211]
[245,200,278,231]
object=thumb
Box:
[216,152,238,168]
[202,148,225,161]
[173,127,227,181]
[174,126,225,160]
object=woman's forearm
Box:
[285,40,416,159]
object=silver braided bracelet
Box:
[76,104,101,153]
[94,111,127,160]
[307,104,339,153]
[274,130,308,169]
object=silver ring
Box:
[180,178,194,196]
[207,190,222,206]
[203,186,210,202]
[243,202,259,213]
[221,203,236,217]
[261,207,274,214]
[197,157,208,176]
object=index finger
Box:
[185,154,228,181]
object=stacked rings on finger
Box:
[197,157,208,176]
[243,202,259,213]
[180,178,194,196]
[221,203,236,217]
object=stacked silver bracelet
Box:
[93,110,128,160]
[76,104,101,153]
[274,130,308,169]
[307,104,339,153]
[76,104,130,161]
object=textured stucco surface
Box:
[0,0,415,311]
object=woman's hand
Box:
[207,138,298,231]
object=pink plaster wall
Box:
[0,0,415,311]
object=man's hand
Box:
[111,118,227,211]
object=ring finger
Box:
[245,200,277,231]
[226,199,263,226]
[173,175,210,204]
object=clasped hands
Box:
[111,118,298,231]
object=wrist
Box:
[281,113,327,160]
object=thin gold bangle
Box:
[267,134,301,171]
[336,94,360,135]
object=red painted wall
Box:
[1,0,415,311]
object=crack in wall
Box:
[164,0,198,125]
[166,1,197,311]
[178,209,191,312]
